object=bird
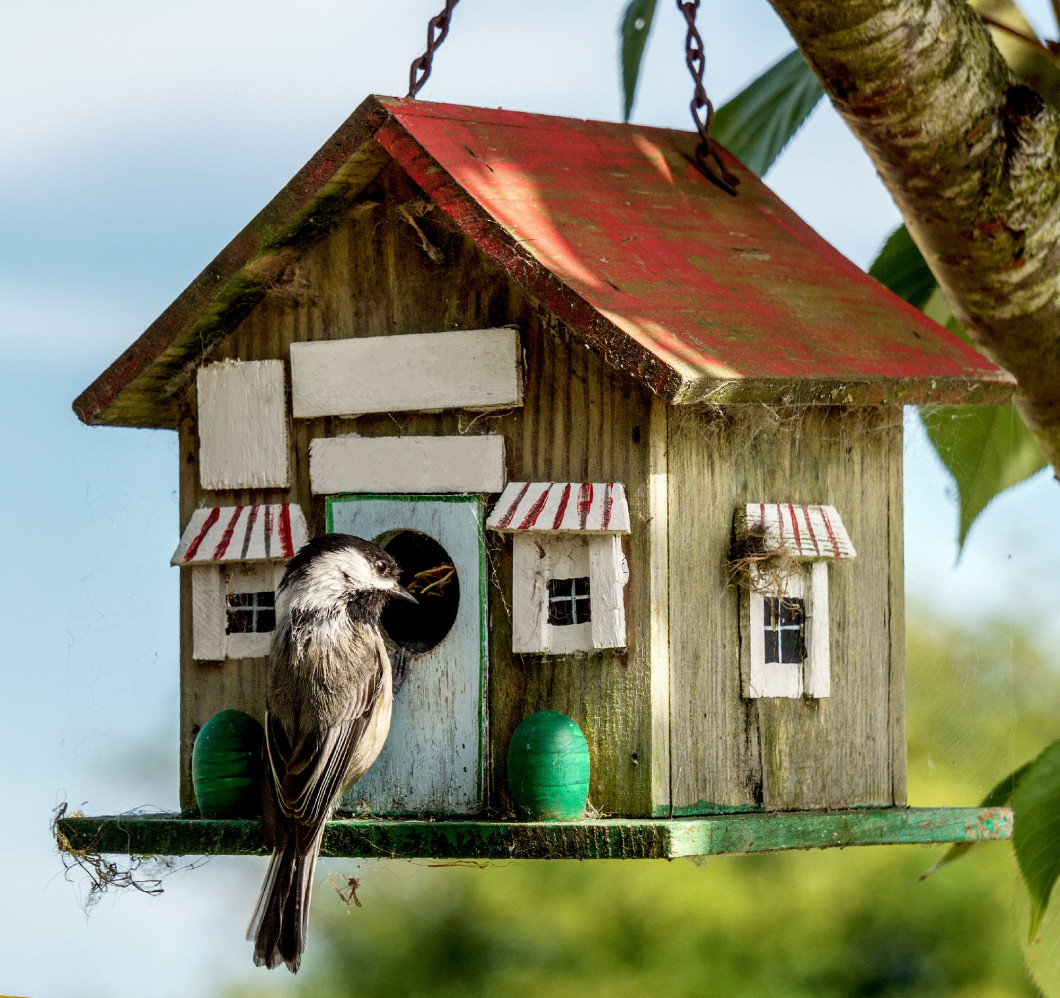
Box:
[247,532,416,973]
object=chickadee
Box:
[247,533,416,972]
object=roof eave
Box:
[666,371,1016,408]
[73,97,395,428]
[75,95,1017,427]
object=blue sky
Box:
[3,1,1058,995]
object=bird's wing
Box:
[264,633,388,854]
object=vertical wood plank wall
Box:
[666,406,905,811]
[176,163,666,815]
[175,157,903,816]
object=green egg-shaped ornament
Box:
[192,709,264,819]
[507,710,590,820]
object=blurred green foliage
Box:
[223,615,1058,997]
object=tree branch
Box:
[769,0,1060,475]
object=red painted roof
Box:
[75,95,1012,427]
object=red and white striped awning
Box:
[736,503,856,560]
[171,503,309,566]
[487,482,630,534]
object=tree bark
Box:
[769,0,1060,475]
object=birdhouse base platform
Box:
[57,807,1011,861]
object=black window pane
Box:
[763,596,805,665]
[226,591,276,634]
[764,626,779,663]
[547,577,591,627]
[780,627,804,664]
[226,608,251,634]
[780,598,804,625]
[548,597,575,626]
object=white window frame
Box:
[746,561,830,699]
[191,562,285,662]
[511,534,628,654]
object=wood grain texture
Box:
[175,162,675,814]
[648,397,671,815]
[309,434,506,494]
[588,534,627,650]
[57,807,1013,860]
[887,418,908,806]
[329,496,485,814]
[805,561,831,698]
[486,316,665,817]
[668,406,903,812]
[74,96,1012,430]
[196,360,289,489]
[290,328,523,418]
[190,566,225,662]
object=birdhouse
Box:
[66,96,1016,858]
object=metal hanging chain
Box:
[407,0,461,99]
[676,0,739,194]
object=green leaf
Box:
[868,225,937,312]
[921,760,1034,879]
[866,228,1047,549]
[619,0,657,122]
[711,48,825,177]
[921,402,1047,547]
[1013,739,1060,939]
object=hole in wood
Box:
[378,529,460,653]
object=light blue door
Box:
[327,494,485,815]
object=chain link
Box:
[407,0,461,100]
[676,0,739,194]
[405,0,735,194]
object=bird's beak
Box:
[392,583,418,603]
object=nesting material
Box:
[729,502,856,598]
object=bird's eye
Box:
[375,558,388,575]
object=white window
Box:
[747,563,830,698]
[734,504,854,700]
[192,562,286,661]
[172,503,308,662]
[488,483,631,655]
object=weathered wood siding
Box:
[176,163,668,815]
[666,405,905,811]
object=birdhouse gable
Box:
[73,96,1014,431]
[489,484,631,655]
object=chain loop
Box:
[407,0,461,100]
[676,0,739,194]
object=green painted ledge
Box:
[56,807,1012,861]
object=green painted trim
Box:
[56,807,1013,861]
[326,493,486,532]
[671,802,764,816]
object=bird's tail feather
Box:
[247,831,323,973]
